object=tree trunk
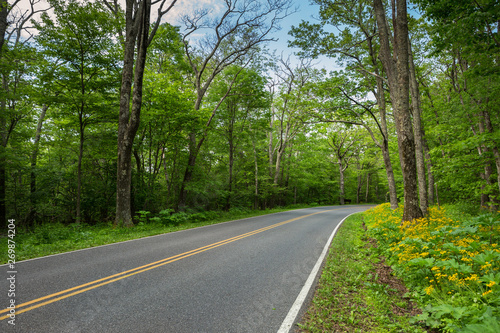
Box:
[252,138,259,210]
[339,159,345,205]
[374,0,422,222]
[408,39,428,214]
[381,141,399,208]
[367,33,398,209]
[0,0,7,54]
[28,104,49,225]
[423,140,435,205]
[365,172,370,203]
[177,133,198,211]
[30,105,48,203]
[115,0,151,227]
[76,120,84,224]
[268,113,274,180]
[226,127,234,211]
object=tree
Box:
[326,124,362,204]
[209,66,269,210]
[374,0,423,221]
[103,0,178,227]
[135,23,194,211]
[288,0,400,209]
[176,0,293,210]
[415,0,500,210]
[267,59,312,205]
[35,0,119,223]
[0,0,45,229]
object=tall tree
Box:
[176,0,293,210]
[269,59,311,201]
[103,0,178,226]
[374,0,423,221]
[0,0,44,229]
[288,0,400,209]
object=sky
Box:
[162,0,325,65]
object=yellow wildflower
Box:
[482,290,492,297]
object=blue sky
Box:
[268,0,322,59]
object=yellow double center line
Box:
[1,209,333,320]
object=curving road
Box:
[1,205,371,333]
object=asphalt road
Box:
[1,205,371,333]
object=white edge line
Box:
[277,212,359,333]
[0,207,317,267]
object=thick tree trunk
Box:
[0,0,7,54]
[408,40,428,214]
[374,0,422,222]
[115,0,151,227]
[368,33,398,209]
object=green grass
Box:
[1,205,315,264]
[297,213,426,333]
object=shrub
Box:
[134,210,150,224]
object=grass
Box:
[297,212,426,333]
[1,204,316,264]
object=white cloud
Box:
[163,0,224,26]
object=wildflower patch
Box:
[364,203,500,332]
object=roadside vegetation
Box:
[299,204,500,333]
[365,204,500,332]
[298,212,426,333]
[0,204,317,264]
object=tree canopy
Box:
[1,0,499,229]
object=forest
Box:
[0,0,499,230]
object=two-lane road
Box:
[1,205,371,332]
